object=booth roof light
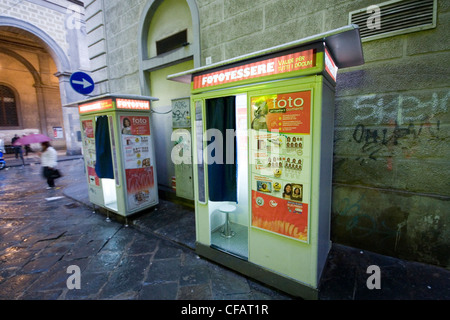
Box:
[68,94,159,109]
[79,99,113,114]
[167,24,364,84]
[116,98,150,110]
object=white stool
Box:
[219,204,237,238]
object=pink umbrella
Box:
[12,133,51,146]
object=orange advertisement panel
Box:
[193,49,315,90]
[250,91,311,134]
[250,90,312,242]
[125,167,155,210]
[125,167,155,194]
[81,119,99,186]
[252,190,308,241]
[120,115,156,211]
[120,116,151,136]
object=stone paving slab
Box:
[0,161,292,300]
[1,158,449,301]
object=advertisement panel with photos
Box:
[250,90,312,242]
[81,119,100,187]
[120,115,156,211]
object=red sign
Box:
[120,116,150,136]
[193,49,315,90]
[251,90,311,134]
[116,99,150,110]
[79,99,113,114]
[125,167,154,194]
[252,190,308,241]
[87,166,100,186]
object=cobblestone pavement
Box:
[2,158,449,301]
[0,160,292,300]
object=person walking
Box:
[11,134,19,155]
[11,134,25,166]
[22,135,31,156]
[40,141,59,189]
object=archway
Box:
[138,0,200,195]
[0,17,71,74]
[0,19,69,150]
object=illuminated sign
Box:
[78,99,113,114]
[193,49,315,90]
[116,99,150,110]
[324,48,338,81]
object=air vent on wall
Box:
[349,0,436,41]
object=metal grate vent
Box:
[349,0,436,41]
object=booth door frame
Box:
[191,75,330,287]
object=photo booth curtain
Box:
[95,115,114,179]
[206,96,237,202]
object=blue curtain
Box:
[95,115,114,179]
[206,96,237,202]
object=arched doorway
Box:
[0,28,66,150]
[139,0,200,197]
[0,15,87,155]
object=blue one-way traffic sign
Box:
[70,71,94,95]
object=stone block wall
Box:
[1,0,91,153]
[195,0,450,269]
[0,0,68,53]
[85,0,449,268]
[84,0,147,96]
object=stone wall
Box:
[85,0,449,268]
[0,0,91,153]
[197,0,450,269]
[0,0,69,54]
[84,0,147,96]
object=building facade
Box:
[83,0,448,269]
[0,0,89,153]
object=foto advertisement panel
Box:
[120,115,156,211]
[81,119,100,187]
[250,90,312,242]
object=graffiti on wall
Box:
[338,91,449,167]
[352,91,448,125]
[351,120,441,165]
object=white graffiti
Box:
[352,91,449,125]
[366,5,381,30]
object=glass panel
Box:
[195,100,205,203]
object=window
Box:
[156,29,188,55]
[0,85,18,127]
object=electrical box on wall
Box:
[172,97,194,200]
